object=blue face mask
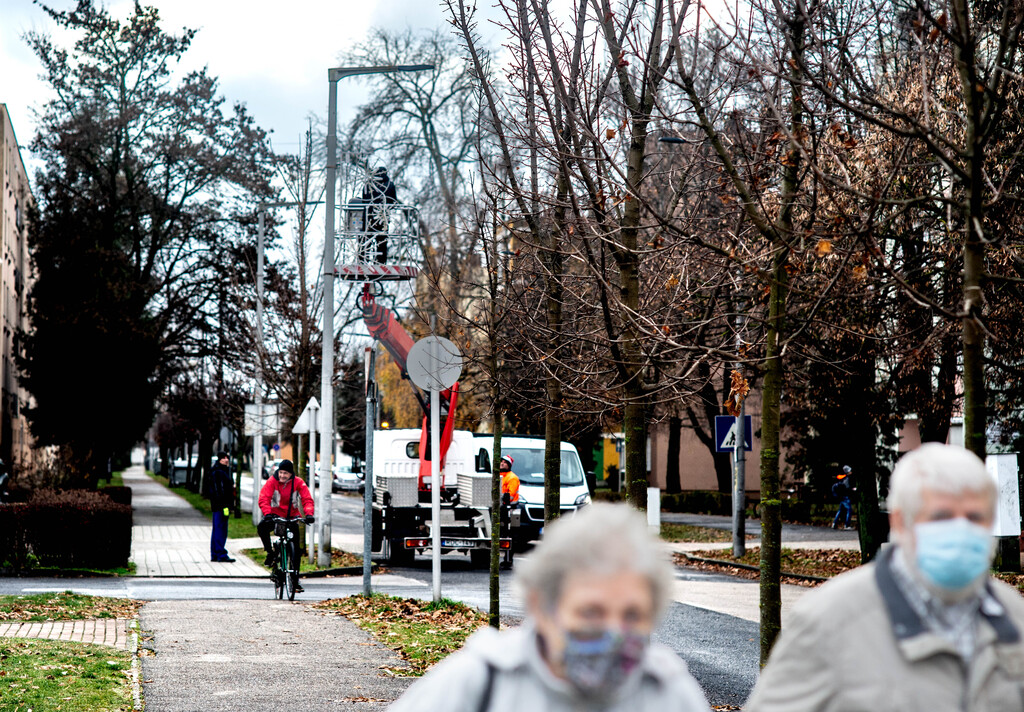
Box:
[913,518,993,592]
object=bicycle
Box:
[268,515,311,600]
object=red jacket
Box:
[258,475,315,518]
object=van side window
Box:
[405,442,420,459]
[476,448,491,473]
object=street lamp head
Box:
[329,64,435,81]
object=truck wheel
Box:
[387,538,414,566]
[470,549,490,569]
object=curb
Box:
[0,568,122,578]
[301,564,381,578]
[676,552,829,584]
[129,619,142,711]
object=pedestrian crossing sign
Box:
[715,415,753,452]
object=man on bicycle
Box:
[257,459,315,589]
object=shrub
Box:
[99,486,132,506]
[0,503,32,571]
[661,490,734,515]
[0,489,132,571]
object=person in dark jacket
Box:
[210,451,235,562]
[361,166,397,263]
[831,466,853,530]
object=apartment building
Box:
[0,104,36,472]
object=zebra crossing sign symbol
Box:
[715,415,753,452]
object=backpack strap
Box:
[476,662,496,712]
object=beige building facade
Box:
[0,104,36,472]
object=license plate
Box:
[441,538,477,548]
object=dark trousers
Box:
[258,516,301,564]
[211,510,229,560]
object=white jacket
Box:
[387,622,710,712]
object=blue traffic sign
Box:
[715,415,752,452]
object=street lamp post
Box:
[320,64,433,567]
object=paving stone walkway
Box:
[0,618,133,649]
[125,466,266,577]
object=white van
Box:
[475,435,592,547]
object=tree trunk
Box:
[490,409,503,629]
[759,244,788,666]
[665,417,682,494]
[851,356,884,562]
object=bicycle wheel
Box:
[287,570,298,601]
[274,545,285,600]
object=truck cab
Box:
[475,435,592,549]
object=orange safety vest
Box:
[501,471,520,503]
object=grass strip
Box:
[241,547,362,573]
[0,592,142,622]
[314,594,487,676]
[147,470,258,539]
[660,522,756,543]
[685,546,863,579]
[0,638,134,711]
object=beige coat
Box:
[387,622,709,712]
[746,548,1024,712]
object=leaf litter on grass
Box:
[676,547,864,586]
[314,594,489,675]
[0,591,142,621]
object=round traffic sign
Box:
[407,335,462,391]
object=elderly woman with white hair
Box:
[387,502,710,712]
[746,443,1024,712]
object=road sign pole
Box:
[308,409,317,562]
[430,318,442,602]
[732,401,746,557]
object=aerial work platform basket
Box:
[335,202,421,282]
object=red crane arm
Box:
[360,286,459,490]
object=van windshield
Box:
[503,448,584,486]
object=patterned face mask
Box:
[560,628,649,698]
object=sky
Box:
[0,0,455,166]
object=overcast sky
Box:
[1,0,455,161]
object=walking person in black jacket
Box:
[210,451,235,562]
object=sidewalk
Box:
[126,466,266,577]
[139,599,413,711]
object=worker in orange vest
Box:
[500,455,520,504]
[499,455,520,569]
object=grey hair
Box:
[887,443,995,528]
[515,502,674,621]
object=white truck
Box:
[474,434,592,550]
[370,429,592,565]
[371,428,506,567]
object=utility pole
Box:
[320,63,433,567]
[363,347,375,595]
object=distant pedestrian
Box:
[210,451,235,562]
[831,466,853,530]
[498,455,520,570]
[746,443,1024,712]
[361,166,397,263]
[387,503,711,712]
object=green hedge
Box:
[0,489,132,571]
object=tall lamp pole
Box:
[320,64,433,567]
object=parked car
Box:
[313,466,364,494]
[261,458,284,480]
[332,466,364,494]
